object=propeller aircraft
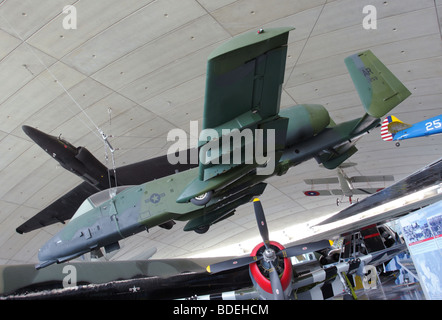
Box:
[206,198,332,300]
[381,114,442,146]
[303,163,394,206]
[31,27,412,269]
[185,199,407,301]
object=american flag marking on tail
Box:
[381,116,393,141]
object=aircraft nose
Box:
[22,125,45,143]
[21,125,35,136]
[38,234,63,262]
[36,234,70,269]
[36,241,58,269]
[22,125,59,149]
[38,239,53,262]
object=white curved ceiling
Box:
[0,0,441,265]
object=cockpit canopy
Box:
[70,186,134,221]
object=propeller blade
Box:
[253,198,270,248]
[268,261,285,300]
[206,255,262,274]
[278,240,332,258]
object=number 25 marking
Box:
[425,119,441,131]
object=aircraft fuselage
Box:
[393,115,442,141]
[37,104,381,268]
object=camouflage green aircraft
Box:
[36,27,411,269]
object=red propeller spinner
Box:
[249,241,292,298]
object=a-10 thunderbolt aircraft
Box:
[30,27,411,269]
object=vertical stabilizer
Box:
[345,50,411,118]
[381,115,411,141]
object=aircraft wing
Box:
[349,175,394,183]
[304,188,383,197]
[304,188,380,197]
[199,27,293,180]
[305,176,393,185]
[16,182,97,234]
[177,28,293,202]
[350,188,384,195]
[114,150,197,185]
[304,178,339,185]
[304,190,334,196]
[202,27,293,131]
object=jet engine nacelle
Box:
[279,104,331,147]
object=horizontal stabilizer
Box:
[316,145,358,170]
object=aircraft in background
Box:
[303,163,394,205]
[381,114,442,146]
[317,156,442,226]
[28,27,411,269]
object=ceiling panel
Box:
[27,0,154,59]
[61,0,206,75]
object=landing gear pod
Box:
[190,190,213,206]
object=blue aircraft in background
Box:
[381,114,442,146]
